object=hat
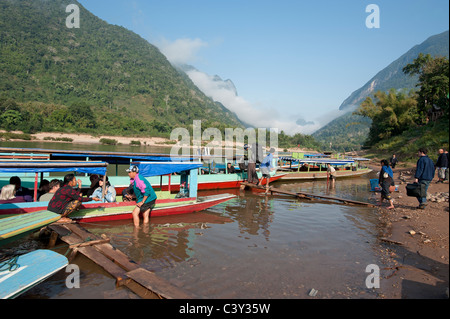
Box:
[126,165,139,173]
[269,148,275,153]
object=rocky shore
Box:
[372,164,449,299]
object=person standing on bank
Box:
[414,148,435,210]
[378,160,395,209]
[435,148,448,183]
[127,165,157,227]
[390,154,398,169]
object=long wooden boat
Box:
[278,158,372,180]
[0,161,236,222]
[0,211,61,247]
[0,147,285,192]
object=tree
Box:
[354,89,418,146]
[403,53,449,122]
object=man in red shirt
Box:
[48,174,90,219]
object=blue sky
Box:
[78,0,449,134]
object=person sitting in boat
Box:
[90,176,117,203]
[126,165,157,227]
[122,184,136,202]
[9,176,33,202]
[378,160,395,210]
[39,179,62,202]
[227,162,236,174]
[86,174,100,197]
[0,184,31,204]
[47,174,91,219]
[37,179,50,199]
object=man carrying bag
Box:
[412,148,435,210]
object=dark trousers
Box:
[247,163,259,184]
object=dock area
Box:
[240,182,376,207]
[46,222,192,299]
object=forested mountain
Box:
[313,30,449,151]
[0,0,244,136]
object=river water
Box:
[1,141,387,299]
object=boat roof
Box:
[0,147,208,163]
[0,161,108,175]
[131,162,203,177]
[298,159,355,166]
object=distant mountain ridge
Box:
[313,30,449,151]
[339,30,449,111]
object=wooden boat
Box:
[0,250,68,299]
[0,161,236,222]
[0,211,61,247]
[278,157,372,180]
[0,147,285,192]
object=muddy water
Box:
[15,175,387,299]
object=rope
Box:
[0,255,20,272]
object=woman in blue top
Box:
[126,165,158,227]
[378,160,395,209]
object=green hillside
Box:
[0,0,244,137]
[313,30,449,151]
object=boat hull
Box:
[279,168,372,180]
[69,194,236,223]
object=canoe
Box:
[0,211,61,247]
[68,193,236,223]
[0,250,68,299]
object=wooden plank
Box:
[126,268,192,299]
[63,224,139,272]
[240,182,375,207]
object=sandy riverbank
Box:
[368,162,449,299]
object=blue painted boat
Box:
[0,211,61,247]
[0,250,68,299]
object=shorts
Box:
[139,199,156,213]
[438,167,447,179]
[260,167,270,178]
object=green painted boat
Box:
[0,211,61,247]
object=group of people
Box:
[378,147,449,210]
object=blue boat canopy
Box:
[51,153,196,162]
[0,161,108,175]
[132,162,203,177]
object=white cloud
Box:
[157,37,342,136]
[185,69,323,135]
[157,38,208,65]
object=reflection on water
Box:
[15,173,387,299]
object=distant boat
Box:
[277,156,372,180]
[0,250,68,299]
[0,160,236,222]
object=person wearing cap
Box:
[126,165,158,227]
[260,148,276,194]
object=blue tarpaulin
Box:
[133,162,203,177]
[0,161,108,176]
